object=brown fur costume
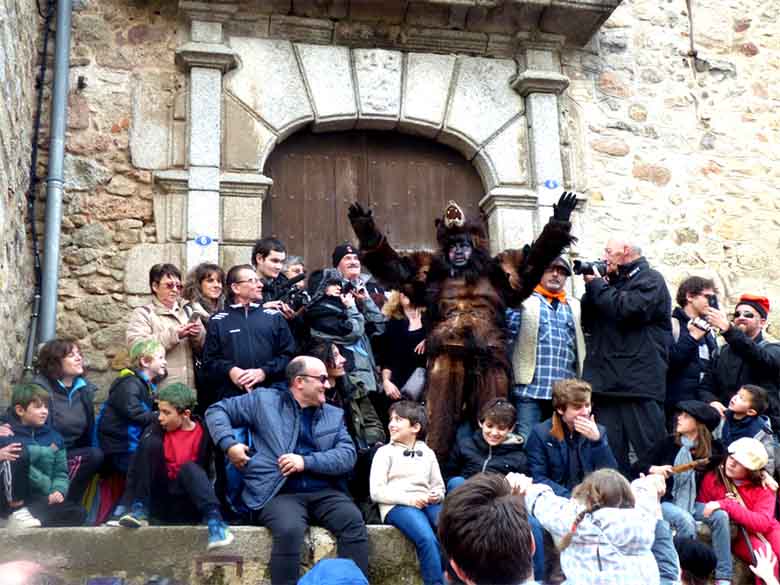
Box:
[348,196,576,459]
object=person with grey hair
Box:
[579,238,672,476]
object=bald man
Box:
[206,356,368,584]
[579,239,672,476]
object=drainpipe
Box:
[38,0,73,344]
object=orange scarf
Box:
[534,284,567,305]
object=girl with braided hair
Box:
[509,469,664,585]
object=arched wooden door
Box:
[263,130,485,271]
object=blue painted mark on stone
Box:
[194,235,213,247]
[544,179,559,190]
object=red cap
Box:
[737,294,770,318]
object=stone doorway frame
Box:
[145,2,588,289]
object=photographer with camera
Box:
[665,277,720,429]
[700,294,780,432]
[579,238,672,476]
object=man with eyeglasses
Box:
[201,264,296,400]
[206,356,368,584]
[664,276,720,429]
[126,263,204,388]
[701,294,780,431]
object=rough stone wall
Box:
[49,0,780,396]
[0,0,37,398]
[49,0,180,394]
[564,0,780,334]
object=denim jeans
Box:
[513,396,552,444]
[652,519,682,585]
[385,504,443,585]
[661,501,697,539]
[694,502,732,581]
[448,476,544,580]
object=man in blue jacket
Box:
[202,264,296,399]
[206,355,368,585]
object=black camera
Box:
[572,259,608,276]
[278,273,310,311]
[341,280,356,295]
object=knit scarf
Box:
[534,284,567,305]
[671,436,697,514]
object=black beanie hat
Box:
[676,400,721,432]
[332,244,357,267]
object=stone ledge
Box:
[0,525,422,585]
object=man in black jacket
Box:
[202,264,296,399]
[665,276,719,428]
[581,238,672,475]
[702,294,780,432]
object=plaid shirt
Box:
[525,480,660,585]
[509,293,577,400]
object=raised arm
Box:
[503,192,577,307]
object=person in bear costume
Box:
[347,192,577,460]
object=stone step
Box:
[0,525,422,585]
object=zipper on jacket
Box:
[481,445,493,473]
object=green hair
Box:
[158,382,196,412]
[12,383,50,409]
[129,338,164,365]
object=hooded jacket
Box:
[32,374,97,451]
[581,257,672,402]
[7,413,69,497]
[525,478,661,585]
[305,268,385,394]
[697,470,780,535]
[96,369,157,456]
[442,428,527,481]
[205,386,356,511]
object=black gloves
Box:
[348,202,381,248]
[553,191,578,222]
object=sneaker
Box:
[7,507,42,529]
[103,517,121,527]
[119,509,149,528]
[207,519,234,550]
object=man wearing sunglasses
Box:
[702,294,780,431]
[206,356,368,584]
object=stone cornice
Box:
[175,42,239,72]
[480,188,539,215]
[220,172,272,198]
[511,70,570,96]
[179,1,239,23]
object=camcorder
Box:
[572,259,608,276]
[277,273,310,311]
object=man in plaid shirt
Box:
[507,257,586,442]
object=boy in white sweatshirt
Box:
[370,401,445,585]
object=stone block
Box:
[220,243,253,269]
[354,48,403,129]
[526,92,564,204]
[482,188,539,254]
[71,223,111,248]
[189,67,222,167]
[225,38,314,138]
[401,52,456,137]
[189,167,221,191]
[188,190,221,240]
[191,20,223,44]
[0,526,422,585]
[124,243,184,294]
[222,195,263,243]
[130,71,173,170]
[64,155,112,191]
[269,14,334,44]
[399,27,488,55]
[475,115,529,190]
[442,56,522,157]
[75,296,127,324]
[296,44,357,131]
[105,174,139,197]
[223,95,277,171]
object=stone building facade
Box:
[0,0,37,396]
[4,0,778,397]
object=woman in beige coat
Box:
[126,263,205,389]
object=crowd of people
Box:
[1,208,780,585]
